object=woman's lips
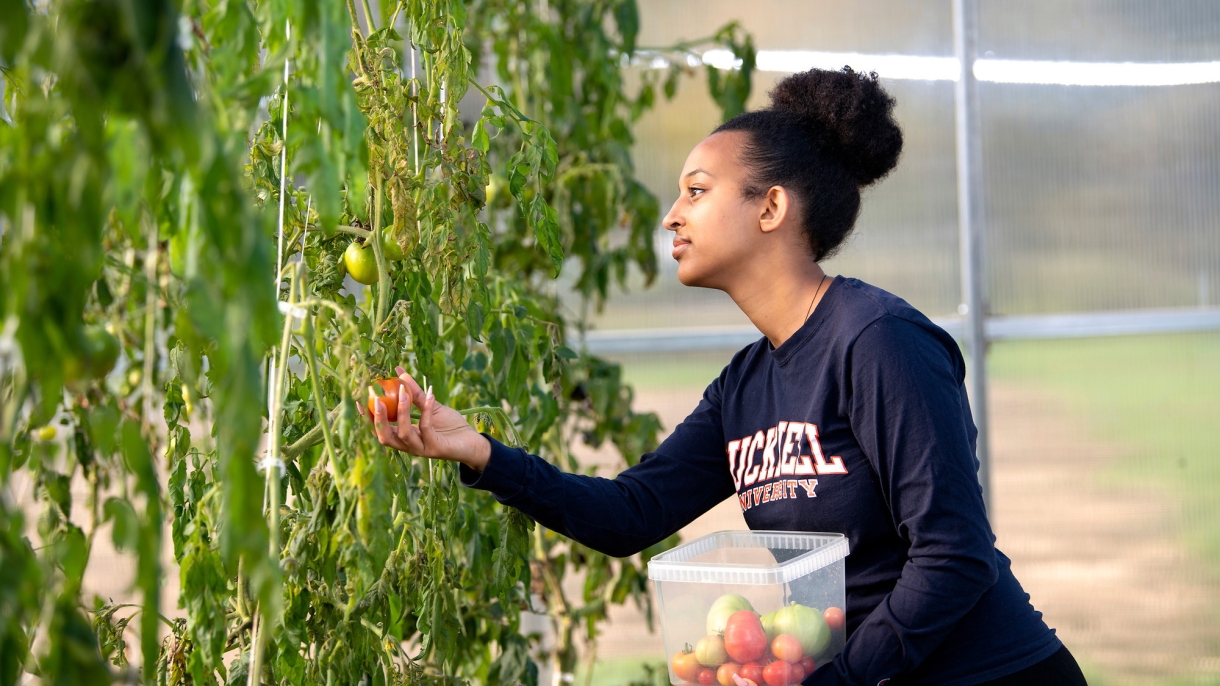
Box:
[672,237,690,259]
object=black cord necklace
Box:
[804,273,829,323]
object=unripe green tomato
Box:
[695,634,728,666]
[35,425,57,441]
[344,241,379,285]
[381,231,405,261]
[486,173,506,204]
[82,325,120,380]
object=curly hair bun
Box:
[769,67,903,186]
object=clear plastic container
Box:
[647,531,850,686]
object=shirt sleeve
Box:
[459,375,736,558]
[810,315,999,686]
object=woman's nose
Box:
[662,198,683,231]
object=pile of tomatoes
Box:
[670,595,846,686]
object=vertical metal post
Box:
[953,0,991,510]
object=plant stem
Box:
[371,183,389,338]
[335,224,372,238]
[346,0,366,40]
[282,404,344,459]
[250,264,300,686]
[302,317,337,469]
[142,211,158,433]
[360,0,378,34]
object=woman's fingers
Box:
[417,386,437,448]
[369,368,447,459]
[394,380,424,451]
[371,395,409,452]
[395,367,426,403]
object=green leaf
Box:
[613,0,640,57]
[472,120,491,153]
[104,497,140,553]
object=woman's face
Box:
[662,131,768,290]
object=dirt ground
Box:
[19,381,1220,684]
[578,384,1220,685]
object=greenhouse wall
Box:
[568,2,1220,684]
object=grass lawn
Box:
[989,332,1220,571]
[575,656,668,686]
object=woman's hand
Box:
[368,366,491,471]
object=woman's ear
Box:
[758,186,792,234]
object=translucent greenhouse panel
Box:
[979,82,1220,315]
[988,332,1220,683]
[976,1,1220,315]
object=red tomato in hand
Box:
[716,662,742,686]
[798,656,816,677]
[762,660,795,686]
[724,610,768,663]
[698,667,716,685]
[367,379,401,422]
[788,661,806,683]
[823,606,846,632]
[672,648,702,683]
[770,634,803,663]
[740,662,765,685]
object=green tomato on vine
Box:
[64,324,120,384]
[381,231,405,261]
[343,241,379,285]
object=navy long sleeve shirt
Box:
[461,277,1061,686]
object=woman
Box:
[370,67,1087,686]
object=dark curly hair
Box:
[714,67,903,261]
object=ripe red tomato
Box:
[698,667,716,685]
[762,660,795,686]
[740,662,765,685]
[672,648,702,683]
[724,610,768,663]
[770,634,803,663]
[798,656,816,676]
[823,606,846,632]
[716,662,742,686]
[367,379,401,422]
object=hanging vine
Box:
[0,0,753,684]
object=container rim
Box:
[646,530,849,586]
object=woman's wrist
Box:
[458,433,492,472]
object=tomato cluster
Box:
[671,594,846,686]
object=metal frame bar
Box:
[953,0,992,509]
[581,308,1220,354]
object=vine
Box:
[0,0,753,684]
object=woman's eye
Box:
[689,187,705,198]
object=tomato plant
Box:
[0,0,753,684]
